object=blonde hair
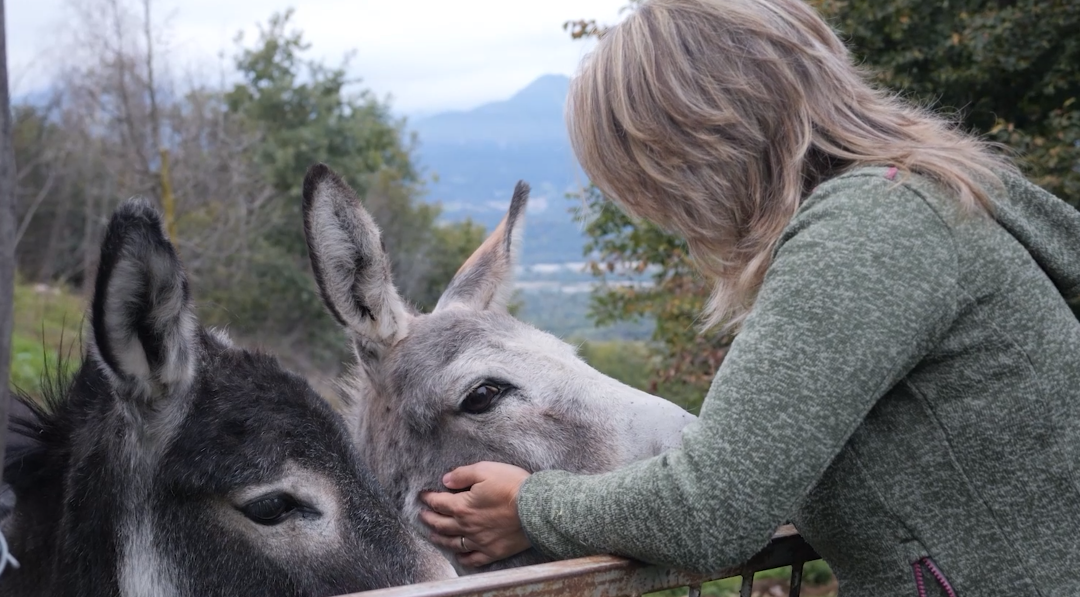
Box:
[567,0,1014,331]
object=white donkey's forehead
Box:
[393,310,573,367]
[383,310,583,401]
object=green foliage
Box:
[575,340,654,391]
[810,0,1080,204]
[204,10,487,352]
[408,219,488,311]
[226,10,420,249]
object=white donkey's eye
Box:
[461,383,506,414]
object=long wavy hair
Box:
[567,0,1015,331]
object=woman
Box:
[419,0,1080,594]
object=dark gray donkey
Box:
[0,200,453,596]
[302,164,696,574]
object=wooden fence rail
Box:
[339,525,819,597]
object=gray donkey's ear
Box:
[435,181,528,313]
[303,163,410,360]
[88,199,199,401]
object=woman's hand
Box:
[419,461,532,568]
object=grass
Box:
[9,278,85,399]
[645,561,836,597]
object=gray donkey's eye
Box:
[460,382,507,414]
[239,493,303,526]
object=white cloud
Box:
[7,0,626,114]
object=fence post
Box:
[0,0,14,482]
[0,0,19,577]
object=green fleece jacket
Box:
[517,167,1080,596]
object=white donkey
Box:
[301,164,696,573]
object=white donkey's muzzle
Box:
[617,388,698,462]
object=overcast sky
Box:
[7,0,625,116]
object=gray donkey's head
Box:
[302,164,696,573]
[1,200,452,597]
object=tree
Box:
[1,0,15,493]
[225,11,420,251]
[568,0,1080,407]
[808,0,1080,204]
[220,11,487,350]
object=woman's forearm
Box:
[516,176,959,572]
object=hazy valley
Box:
[408,74,652,340]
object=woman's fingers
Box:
[420,489,461,515]
[426,528,475,553]
[458,550,495,568]
[420,462,534,567]
[418,507,463,536]
[442,462,494,490]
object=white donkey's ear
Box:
[303,163,410,360]
[435,181,528,313]
[88,199,199,401]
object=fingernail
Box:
[442,473,451,485]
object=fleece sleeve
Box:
[515,175,960,573]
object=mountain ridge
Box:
[409,74,589,265]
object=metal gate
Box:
[337,525,819,597]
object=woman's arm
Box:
[423,174,961,572]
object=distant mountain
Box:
[412,74,570,145]
[408,74,590,265]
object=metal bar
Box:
[337,526,820,597]
[789,561,804,597]
[342,556,714,597]
[688,584,701,597]
[738,572,754,597]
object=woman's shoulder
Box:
[779,166,960,252]
[802,165,957,218]
[790,165,1080,300]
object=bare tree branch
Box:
[143,0,161,152]
[14,167,57,248]
[105,0,151,176]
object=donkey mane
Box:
[5,384,71,494]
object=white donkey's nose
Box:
[618,388,697,462]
